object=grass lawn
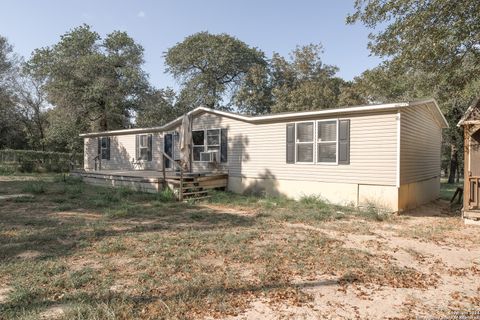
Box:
[0,174,478,319]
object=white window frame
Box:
[138,134,152,161]
[316,119,339,165]
[192,128,223,163]
[295,121,315,164]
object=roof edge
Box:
[80,99,447,137]
[408,98,449,128]
[458,96,480,127]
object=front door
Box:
[164,134,173,169]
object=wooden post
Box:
[475,177,480,209]
[464,126,470,212]
[162,155,166,188]
[179,169,184,201]
[161,151,185,201]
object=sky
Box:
[0,0,383,90]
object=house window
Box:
[296,122,314,163]
[137,134,152,161]
[100,137,109,160]
[317,120,337,163]
[192,130,205,161]
[192,128,227,162]
[206,129,220,154]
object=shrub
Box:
[0,165,16,175]
[22,181,46,194]
[0,149,83,173]
[157,188,175,202]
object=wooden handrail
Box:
[161,151,185,201]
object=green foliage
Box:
[157,188,175,202]
[26,25,149,152]
[269,44,345,113]
[347,0,480,182]
[0,149,82,173]
[135,88,179,127]
[0,35,29,150]
[347,0,480,79]
[208,190,388,223]
[234,64,274,115]
[165,31,267,110]
[235,44,351,114]
[0,165,16,175]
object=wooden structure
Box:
[73,151,227,201]
[73,169,228,201]
[458,97,480,219]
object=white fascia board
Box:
[79,101,422,138]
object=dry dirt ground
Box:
[0,175,479,319]
[223,203,480,319]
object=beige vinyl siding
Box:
[84,137,98,170]
[400,103,442,185]
[190,111,398,186]
[83,133,164,170]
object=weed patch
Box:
[21,181,46,194]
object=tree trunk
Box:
[98,100,108,131]
[448,143,458,184]
[455,160,460,183]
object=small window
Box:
[296,122,314,163]
[100,137,109,160]
[192,130,205,161]
[138,135,149,160]
[317,120,337,163]
[207,129,220,155]
[136,134,152,161]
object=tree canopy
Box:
[347,0,480,182]
[235,44,352,114]
[135,88,179,128]
[26,25,149,133]
[347,0,480,104]
[0,35,28,149]
[23,25,150,151]
[165,32,267,110]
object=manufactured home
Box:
[78,99,448,212]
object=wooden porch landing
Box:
[71,170,228,201]
[464,209,480,220]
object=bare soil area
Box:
[0,176,478,319]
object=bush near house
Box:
[0,149,83,173]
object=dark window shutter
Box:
[147,134,153,161]
[106,137,111,160]
[338,119,350,165]
[97,138,101,157]
[135,135,139,160]
[286,123,295,164]
[221,129,228,162]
